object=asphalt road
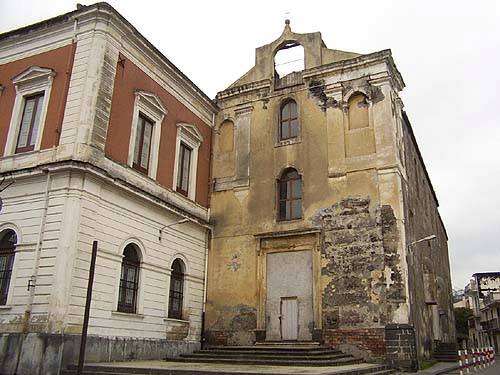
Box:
[447,361,499,374]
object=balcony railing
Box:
[480,318,499,331]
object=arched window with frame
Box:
[277,168,302,221]
[0,229,17,305]
[168,259,185,319]
[279,99,299,141]
[117,244,140,313]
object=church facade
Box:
[205,21,455,369]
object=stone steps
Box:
[169,355,364,366]
[62,363,397,375]
[168,344,358,366]
[433,342,459,362]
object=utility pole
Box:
[77,240,98,375]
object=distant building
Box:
[465,273,500,352]
[0,3,216,374]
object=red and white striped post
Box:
[471,348,477,371]
[459,350,464,375]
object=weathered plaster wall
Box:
[0,168,207,374]
[207,25,411,355]
[401,112,455,359]
[312,197,405,359]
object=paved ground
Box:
[444,360,499,374]
[91,360,385,374]
[410,360,499,375]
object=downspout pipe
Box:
[200,111,216,349]
[26,169,51,324]
[14,170,51,374]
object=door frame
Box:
[255,229,321,338]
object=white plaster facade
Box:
[0,4,216,374]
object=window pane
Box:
[17,98,36,148]
[30,95,44,147]
[140,120,152,169]
[125,288,134,304]
[179,144,191,192]
[292,179,302,199]
[279,180,287,200]
[282,103,289,119]
[289,102,297,118]
[278,201,286,220]
[126,267,136,282]
[291,199,302,219]
[285,201,291,220]
[281,122,289,139]
[133,120,143,164]
[290,119,299,138]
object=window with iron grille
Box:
[0,230,16,305]
[117,244,140,313]
[16,93,44,153]
[278,168,302,221]
[279,99,299,141]
[168,259,184,319]
[176,142,192,197]
[132,114,154,174]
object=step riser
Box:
[194,349,340,355]
[63,368,394,375]
[169,358,363,366]
[183,353,350,360]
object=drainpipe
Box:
[14,170,51,374]
[200,227,211,349]
[200,111,215,349]
[26,169,51,324]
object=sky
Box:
[1,0,499,289]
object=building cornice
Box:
[0,2,218,126]
[0,151,210,225]
[216,49,405,102]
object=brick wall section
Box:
[204,330,228,346]
[324,328,386,359]
[165,320,190,341]
[385,324,418,371]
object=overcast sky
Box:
[1,1,499,289]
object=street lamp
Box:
[408,234,437,248]
[159,218,189,241]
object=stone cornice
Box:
[0,3,218,127]
[217,49,405,102]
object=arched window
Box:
[118,244,140,313]
[279,100,299,141]
[278,168,302,221]
[0,229,17,305]
[168,259,185,319]
[348,93,369,129]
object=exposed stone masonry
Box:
[312,197,406,361]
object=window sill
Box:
[274,138,301,148]
[111,311,145,319]
[164,317,189,324]
[0,305,12,310]
[276,218,303,224]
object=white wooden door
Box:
[281,297,298,341]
